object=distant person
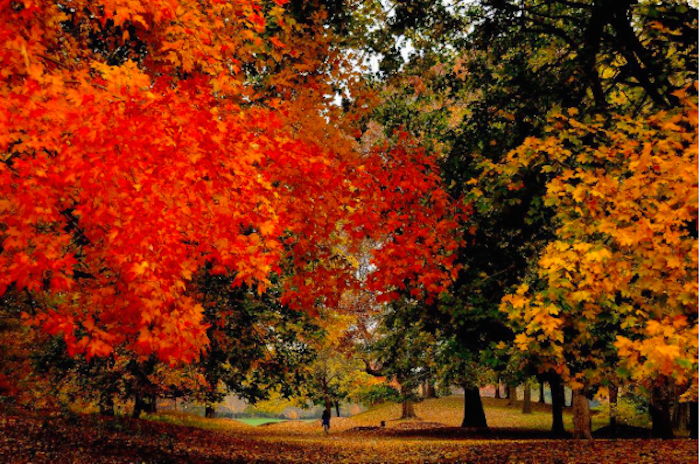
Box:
[321,409,331,434]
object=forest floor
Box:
[1,397,697,463]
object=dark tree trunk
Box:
[494,380,501,399]
[507,385,517,406]
[572,390,592,439]
[689,402,698,439]
[539,381,546,404]
[609,384,618,431]
[426,383,436,399]
[133,393,145,419]
[550,374,566,436]
[461,385,488,428]
[651,385,674,439]
[504,383,510,399]
[99,392,115,417]
[205,405,216,418]
[400,384,416,419]
[334,400,341,418]
[522,384,532,414]
[145,393,157,413]
[324,394,332,418]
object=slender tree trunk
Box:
[550,374,566,436]
[334,400,341,418]
[651,384,674,439]
[539,381,546,404]
[494,380,501,399]
[572,390,592,439]
[205,405,216,418]
[504,383,510,399]
[461,385,488,428]
[507,385,517,406]
[400,384,416,419]
[609,384,618,431]
[522,384,532,414]
[689,402,698,439]
[145,393,157,413]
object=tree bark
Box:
[539,381,546,404]
[504,383,510,399]
[522,384,532,414]
[461,385,488,428]
[426,383,436,399]
[572,390,592,439]
[689,402,698,439]
[334,400,341,418]
[205,405,216,418]
[132,393,145,419]
[324,394,332,418]
[650,384,674,439]
[549,374,566,436]
[400,384,416,419]
[507,385,517,406]
[609,384,618,431]
[494,380,501,399]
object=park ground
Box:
[0,396,696,463]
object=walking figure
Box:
[321,409,331,434]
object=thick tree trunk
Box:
[550,374,566,436]
[504,383,510,399]
[609,384,618,431]
[400,383,416,419]
[132,393,145,419]
[334,400,341,418]
[689,402,698,439]
[494,380,501,399]
[507,385,517,406]
[324,394,332,418]
[651,385,674,439]
[539,381,546,404]
[426,383,436,399]
[522,384,532,414]
[461,385,488,428]
[205,405,216,418]
[572,390,592,439]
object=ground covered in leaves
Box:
[1,398,696,463]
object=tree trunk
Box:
[205,405,216,418]
[689,402,698,439]
[507,385,517,406]
[651,384,674,439]
[504,383,510,399]
[334,400,341,418]
[609,384,618,431]
[461,385,488,428]
[572,390,592,439]
[550,374,566,436]
[324,394,332,418]
[145,393,157,413]
[522,384,532,414]
[400,383,417,419]
[426,383,436,399]
[132,393,145,419]
[539,381,546,404]
[494,380,501,399]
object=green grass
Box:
[235,418,317,426]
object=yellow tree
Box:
[498,86,698,438]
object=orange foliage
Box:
[0,1,462,364]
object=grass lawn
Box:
[236,417,317,426]
[1,397,695,463]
